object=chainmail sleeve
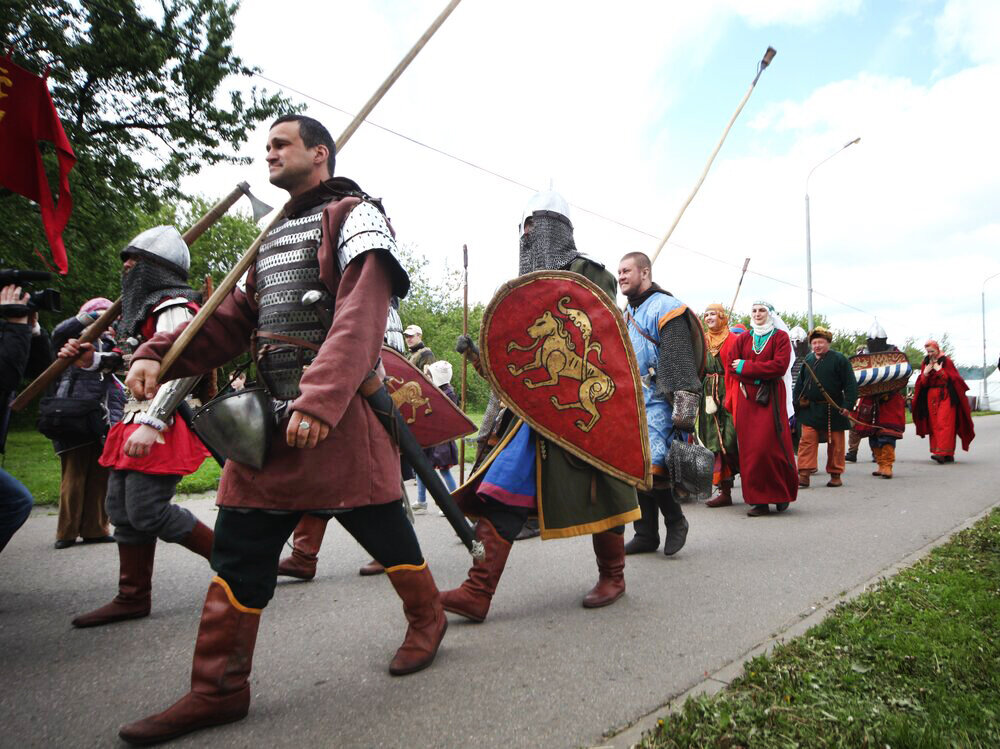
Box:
[656,315,702,399]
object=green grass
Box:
[2,428,221,505]
[641,509,1000,748]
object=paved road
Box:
[2,417,997,748]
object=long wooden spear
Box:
[649,47,776,265]
[159,0,464,378]
[459,243,468,483]
[727,257,751,319]
[11,182,257,411]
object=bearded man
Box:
[116,115,445,745]
[791,327,857,488]
[698,303,740,508]
[618,252,701,554]
[447,190,640,619]
[912,339,975,463]
[58,227,214,629]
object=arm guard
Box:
[136,375,200,431]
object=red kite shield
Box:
[480,270,651,488]
[381,346,477,448]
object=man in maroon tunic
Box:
[727,301,798,516]
[912,339,975,463]
[116,115,446,745]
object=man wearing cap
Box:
[792,327,857,488]
[404,324,435,372]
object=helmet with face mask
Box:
[518,189,581,275]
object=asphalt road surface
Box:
[2,416,997,748]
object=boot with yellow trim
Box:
[385,562,447,675]
[72,541,155,628]
[277,513,329,580]
[439,518,512,623]
[582,531,626,608]
[118,577,261,746]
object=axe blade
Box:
[238,182,275,222]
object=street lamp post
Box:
[805,137,861,331]
[982,271,1000,410]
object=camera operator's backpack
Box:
[37,369,107,444]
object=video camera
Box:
[0,269,61,316]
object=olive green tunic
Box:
[697,348,738,460]
[792,350,858,432]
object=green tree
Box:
[396,244,489,412]
[0,0,292,326]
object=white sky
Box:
[182,0,1000,367]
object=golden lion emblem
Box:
[388,377,432,424]
[505,296,615,432]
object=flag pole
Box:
[460,243,469,483]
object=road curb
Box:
[599,499,1000,749]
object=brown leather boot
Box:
[178,520,214,560]
[826,474,843,487]
[705,481,733,508]
[118,577,261,746]
[385,563,447,675]
[798,471,810,488]
[439,519,511,623]
[359,559,386,576]
[582,531,625,608]
[276,514,329,580]
[871,445,885,476]
[72,542,155,628]
[881,445,895,478]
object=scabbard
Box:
[360,372,483,562]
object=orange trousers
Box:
[796,426,846,476]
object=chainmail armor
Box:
[518,211,582,275]
[655,315,702,400]
[119,258,199,340]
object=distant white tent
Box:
[966,367,1000,410]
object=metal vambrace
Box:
[137,375,201,431]
[671,390,700,433]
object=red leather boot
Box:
[439,519,511,623]
[72,541,155,628]
[276,514,329,580]
[582,531,626,608]
[178,520,214,560]
[118,577,261,745]
[385,563,448,675]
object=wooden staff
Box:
[159,0,464,379]
[649,47,776,265]
[11,182,252,411]
[727,257,751,320]
[459,243,468,483]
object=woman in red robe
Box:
[912,340,975,462]
[727,302,799,516]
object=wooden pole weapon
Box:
[649,47,776,265]
[11,182,253,411]
[159,0,464,378]
[460,243,468,483]
[727,257,751,320]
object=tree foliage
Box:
[396,245,490,412]
[0,0,292,326]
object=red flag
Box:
[0,58,76,274]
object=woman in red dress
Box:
[912,340,975,462]
[727,301,799,516]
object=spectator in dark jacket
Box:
[48,298,126,549]
[1,284,52,553]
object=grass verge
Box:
[641,508,1000,748]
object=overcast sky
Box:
[183,0,1000,367]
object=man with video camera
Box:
[1,282,53,553]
